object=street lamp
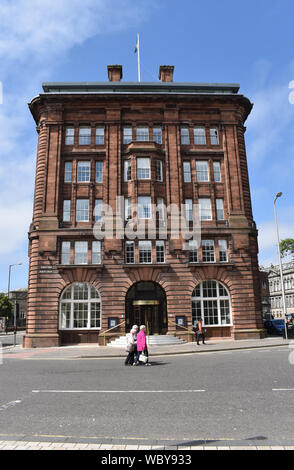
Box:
[7,263,22,299]
[7,263,22,346]
[273,193,288,340]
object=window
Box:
[63,200,71,222]
[95,127,104,145]
[137,158,150,179]
[213,162,221,182]
[138,196,151,219]
[157,197,166,225]
[76,199,89,222]
[194,127,206,145]
[94,199,103,222]
[61,241,71,265]
[153,127,162,144]
[79,126,91,145]
[92,241,101,264]
[185,199,193,222]
[64,162,72,182]
[219,240,228,262]
[199,198,212,220]
[125,241,135,264]
[180,127,190,145]
[183,162,191,183]
[189,240,198,263]
[139,241,152,263]
[155,160,163,181]
[192,281,231,326]
[74,241,88,265]
[125,197,132,221]
[210,128,219,145]
[136,127,149,142]
[216,199,224,220]
[124,160,131,181]
[123,127,132,144]
[202,240,215,262]
[156,241,165,263]
[60,283,101,330]
[65,127,74,145]
[77,161,90,182]
[95,162,103,183]
[196,161,209,182]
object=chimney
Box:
[107,65,123,82]
[159,65,174,82]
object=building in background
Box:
[24,64,263,348]
[259,271,271,319]
[1,288,28,328]
[265,261,294,318]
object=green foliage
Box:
[0,294,13,319]
[280,238,294,258]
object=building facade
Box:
[9,289,27,327]
[265,262,294,318]
[259,271,271,319]
[24,65,263,348]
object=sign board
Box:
[176,316,185,327]
[108,318,118,329]
[38,264,54,275]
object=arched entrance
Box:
[125,282,167,335]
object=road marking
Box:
[272,389,294,391]
[32,389,206,394]
[0,400,22,411]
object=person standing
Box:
[125,328,137,366]
[133,325,150,366]
[194,319,206,345]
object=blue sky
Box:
[0,0,293,291]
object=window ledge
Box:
[123,263,170,268]
[56,264,104,273]
[188,262,234,267]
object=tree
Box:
[0,294,13,319]
[280,238,294,259]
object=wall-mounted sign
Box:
[39,265,54,274]
[176,316,185,327]
[108,318,118,329]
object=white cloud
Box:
[258,218,294,253]
[246,83,294,164]
[0,0,155,285]
[0,0,152,65]
[0,200,32,256]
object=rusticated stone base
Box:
[23,334,60,348]
[232,329,266,340]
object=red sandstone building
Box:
[24,65,263,348]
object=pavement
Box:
[1,334,291,360]
[0,440,293,450]
[1,335,293,451]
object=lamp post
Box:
[7,263,22,346]
[274,193,288,340]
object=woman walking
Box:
[133,325,151,366]
[125,327,137,365]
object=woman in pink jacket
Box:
[133,325,150,366]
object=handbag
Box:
[126,343,134,353]
[139,353,148,363]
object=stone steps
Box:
[107,335,186,347]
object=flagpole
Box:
[137,33,141,82]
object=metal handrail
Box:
[169,320,194,334]
[100,321,126,346]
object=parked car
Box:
[263,319,285,336]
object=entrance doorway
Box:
[125,282,167,335]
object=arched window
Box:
[60,283,101,330]
[192,280,231,326]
